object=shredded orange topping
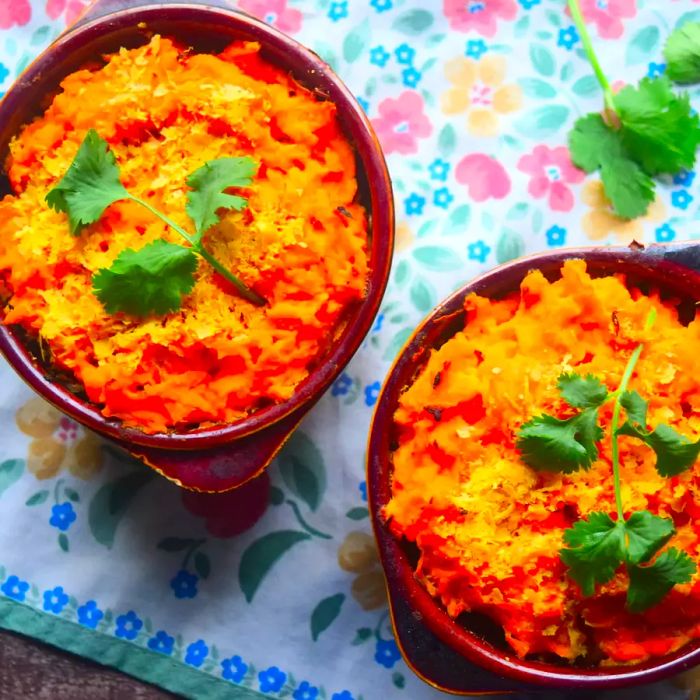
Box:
[0,36,369,433]
[387,260,700,665]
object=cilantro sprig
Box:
[516,309,698,612]
[567,0,700,219]
[47,129,266,316]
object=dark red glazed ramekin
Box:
[368,243,700,692]
[0,0,394,492]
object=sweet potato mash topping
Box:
[0,36,369,433]
[387,260,700,665]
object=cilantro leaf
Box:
[46,129,129,235]
[623,511,675,565]
[620,389,648,430]
[627,547,696,613]
[560,512,625,596]
[618,417,700,478]
[614,77,700,176]
[558,372,608,409]
[568,113,655,219]
[664,22,700,84]
[92,239,197,317]
[516,408,603,473]
[186,157,258,238]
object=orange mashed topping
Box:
[0,36,369,433]
[387,260,700,665]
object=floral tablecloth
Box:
[1,0,700,698]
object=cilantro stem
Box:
[610,308,658,522]
[567,0,616,113]
[127,194,266,307]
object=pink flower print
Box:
[238,0,303,34]
[518,145,584,212]
[46,0,90,24]
[0,0,31,29]
[57,417,79,444]
[456,154,511,202]
[372,91,432,155]
[570,0,637,40]
[443,0,517,37]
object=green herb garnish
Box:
[516,309,698,612]
[47,129,266,316]
[567,0,700,219]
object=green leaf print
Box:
[0,459,24,499]
[343,19,371,63]
[30,26,53,47]
[530,44,556,77]
[572,75,599,97]
[383,327,413,362]
[518,78,557,99]
[410,277,435,313]
[65,488,80,503]
[437,123,456,157]
[626,26,660,65]
[346,507,369,520]
[676,11,700,30]
[26,490,49,506]
[514,105,570,140]
[392,9,434,35]
[239,530,311,602]
[194,552,211,580]
[392,672,406,689]
[496,229,526,264]
[352,627,373,645]
[394,260,410,287]
[58,533,69,553]
[88,467,154,548]
[442,204,470,236]
[413,246,462,271]
[310,593,346,641]
[313,42,339,72]
[277,431,327,512]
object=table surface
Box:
[0,629,176,699]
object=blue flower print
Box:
[258,666,287,693]
[171,569,198,599]
[518,0,541,8]
[148,630,175,655]
[43,586,69,614]
[0,63,9,84]
[115,611,143,640]
[359,481,367,502]
[546,225,566,247]
[404,193,425,216]
[465,39,487,60]
[357,97,369,113]
[370,0,392,12]
[77,600,103,629]
[647,62,666,78]
[395,44,415,65]
[49,502,76,532]
[433,187,454,209]
[222,655,248,683]
[293,681,319,700]
[655,223,676,243]
[674,170,696,187]
[372,313,384,333]
[1,575,29,602]
[375,638,401,668]
[369,46,390,68]
[332,693,355,700]
[557,26,579,50]
[331,373,352,397]
[401,67,421,88]
[671,190,694,210]
[364,381,381,407]
[185,639,209,668]
[428,158,450,182]
[328,1,348,22]
[468,240,491,263]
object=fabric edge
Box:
[0,597,270,700]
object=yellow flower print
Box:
[15,397,104,480]
[395,220,414,253]
[441,54,522,137]
[338,531,387,610]
[581,180,666,243]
